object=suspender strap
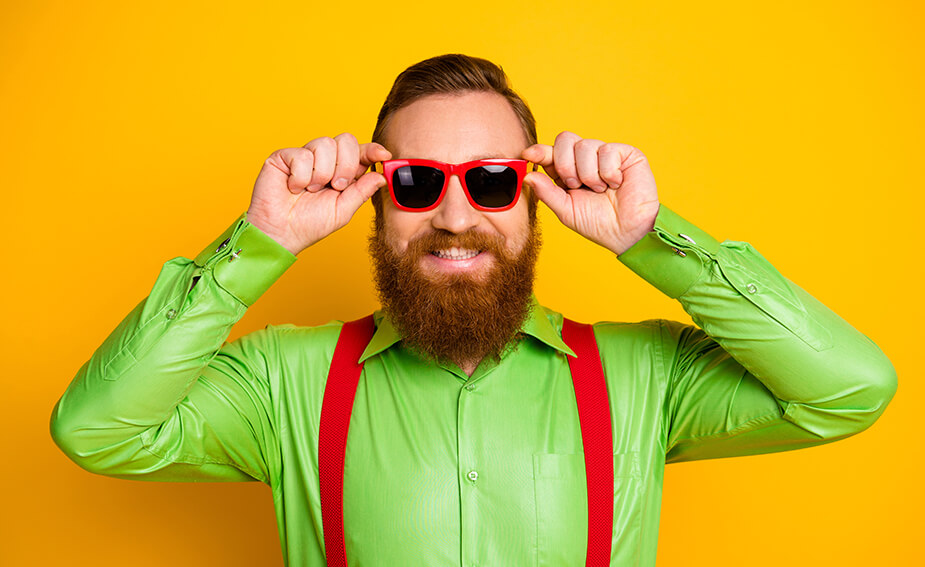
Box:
[318,315,375,567]
[562,318,615,567]
[319,315,613,567]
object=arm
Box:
[50,136,390,481]
[618,206,897,462]
[50,215,296,482]
[523,134,897,461]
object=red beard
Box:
[368,222,540,368]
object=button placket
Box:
[457,373,480,567]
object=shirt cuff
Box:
[617,205,722,298]
[192,213,298,307]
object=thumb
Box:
[526,171,572,225]
[335,171,387,220]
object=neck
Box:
[458,358,480,377]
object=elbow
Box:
[796,353,898,441]
[49,399,91,472]
[50,399,114,476]
[852,354,898,432]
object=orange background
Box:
[2,1,921,565]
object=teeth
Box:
[432,247,480,260]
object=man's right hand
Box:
[245,133,392,255]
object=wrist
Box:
[610,205,660,256]
[245,211,303,256]
[194,214,298,306]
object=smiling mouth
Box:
[430,247,482,260]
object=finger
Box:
[335,171,388,220]
[598,143,625,189]
[525,171,572,226]
[269,147,314,195]
[574,138,607,192]
[331,133,359,190]
[355,142,393,178]
[303,136,337,192]
[521,143,553,167]
[553,131,582,189]
[521,143,564,185]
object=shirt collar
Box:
[358,295,576,363]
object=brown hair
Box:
[372,53,537,147]
[371,53,538,224]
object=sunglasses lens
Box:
[391,166,445,209]
[464,165,519,208]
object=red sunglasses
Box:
[374,158,532,212]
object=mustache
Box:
[405,230,507,258]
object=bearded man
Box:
[51,54,897,566]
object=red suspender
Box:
[319,315,613,567]
[318,315,375,567]
[561,318,614,567]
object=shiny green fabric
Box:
[50,206,897,566]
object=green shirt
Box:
[50,206,897,566]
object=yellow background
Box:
[2,0,921,565]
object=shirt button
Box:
[464,383,475,392]
[165,309,177,320]
[746,283,758,294]
[466,470,479,482]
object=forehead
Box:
[384,91,529,162]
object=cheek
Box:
[493,206,531,255]
[382,209,431,254]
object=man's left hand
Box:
[522,132,660,255]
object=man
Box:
[51,54,897,566]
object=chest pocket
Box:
[533,451,643,567]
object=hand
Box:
[522,132,660,255]
[245,133,392,255]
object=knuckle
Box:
[576,139,604,153]
[600,166,620,182]
[266,148,287,163]
[335,132,358,144]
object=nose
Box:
[430,174,481,234]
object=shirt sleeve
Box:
[616,205,898,463]
[49,214,297,483]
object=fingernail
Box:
[333,177,348,189]
[565,177,580,188]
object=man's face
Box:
[369,90,539,367]
[379,91,532,282]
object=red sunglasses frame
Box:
[374,158,533,212]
